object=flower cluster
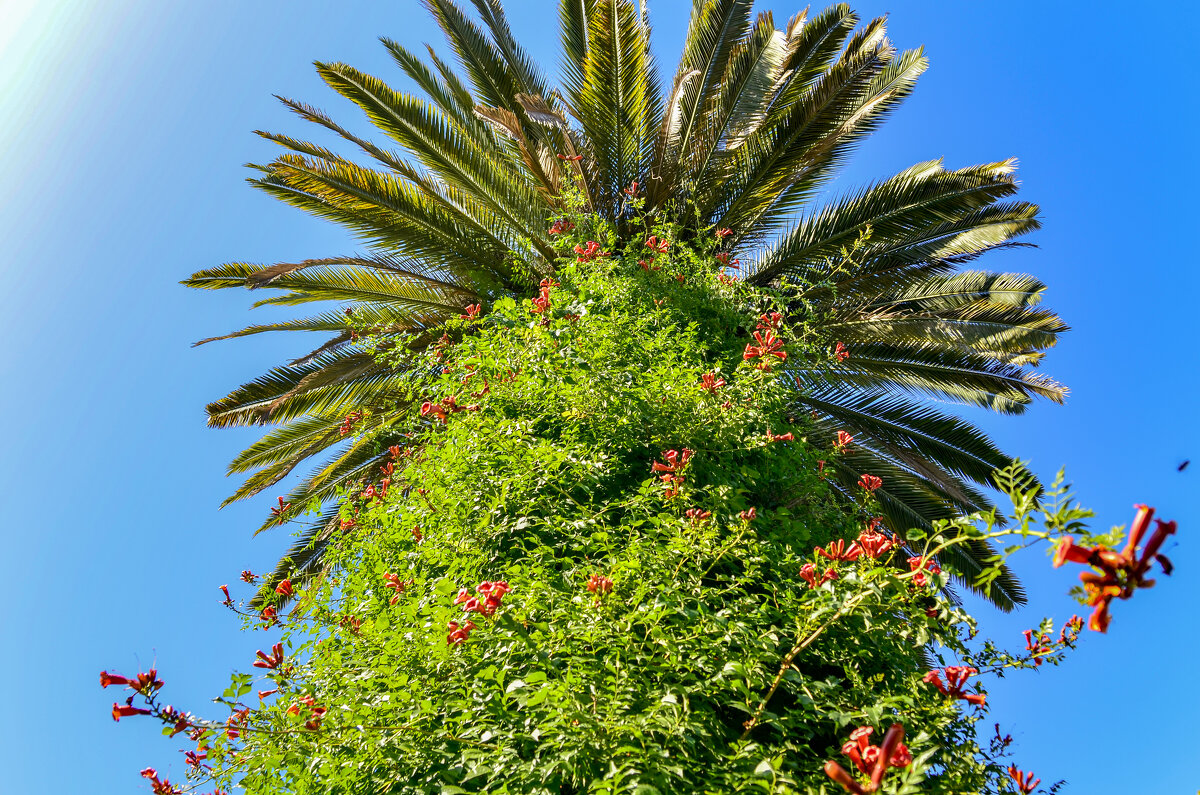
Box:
[834,341,850,362]
[1008,766,1041,794]
[644,235,670,254]
[383,573,409,605]
[338,410,363,436]
[1053,504,1176,632]
[140,768,182,795]
[684,508,712,524]
[834,430,854,451]
[269,496,291,524]
[715,251,740,269]
[253,643,285,670]
[908,556,942,588]
[652,448,693,499]
[857,473,882,492]
[420,395,480,424]
[101,668,164,696]
[742,328,786,370]
[587,573,614,595]
[548,218,575,235]
[530,276,560,315]
[459,303,482,320]
[287,695,327,731]
[446,620,477,645]
[572,241,607,262]
[923,666,986,707]
[699,371,726,394]
[799,562,838,587]
[455,580,512,617]
[825,724,912,794]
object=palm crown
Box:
[186,0,1066,609]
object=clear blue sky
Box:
[1,1,1195,792]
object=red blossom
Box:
[556,153,583,162]
[699,372,726,394]
[253,643,285,670]
[715,252,740,268]
[257,689,277,700]
[548,218,575,235]
[834,431,854,451]
[1008,765,1041,794]
[817,459,826,477]
[459,303,482,319]
[100,671,132,689]
[855,528,894,559]
[644,235,670,253]
[923,666,985,706]
[269,496,291,524]
[275,579,294,598]
[715,227,733,239]
[587,574,614,595]
[1023,629,1053,665]
[240,570,258,584]
[857,473,882,492]
[383,573,409,605]
[908,556,941,588]
[827,724,910,793]
[112,703,151,721]
[446,620,477,645]
[220,584,232,604]
[834,341,850,361]
[743,329,786,369]
[259,606,278,629]
[756,312,783,330]
[622,181,640,197]
[573,241,607,262]
[684,508,712,524]
[768,431,795,442]
[817,539,862,563]
[738,507,757,522]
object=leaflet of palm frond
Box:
[250,504,344,609]
[228,413,349,475]
[822,454,1023,610]
[651,0,753,204]
[706,23,923,241]
[795,386,1012,488]
[314,61,552,243]
[746,159,1025,285]
[861,270,1049,311]
[684,13,786,195]
[183,256,478,303]
[205,351,401,428]
[825,304,1067,356]
[249,159,521,286]
[816,343,1066,412]
[563,0,662,213]
[253,436,393,536]
[729,46,929,244]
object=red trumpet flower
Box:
[383,573,408,605]
[253,643,285,670]
[715,227,733,239]
[275,579,294,598]
[459,303,481,320]
[100,671,132,689]
[269,496,291,524]
[220,584,232,604]
[923,666,986,706]
[1008,766,1041,794]
[756,312,783,330]
[1051,504,1178,632]
[699,372,726,393]
[834,431,854,451]
[857,474,882,492]
[833,341,850,361]
[556,153,583,162]
[1023,629,1053,665]
[644,235,670,253]
[446,620,477,645]
[855,528,894,559]
[817,539,863,563]
[738,507,757,522]
[240,570,257,584]
[908,556,941,588]
[825,724,911,793]
[622,181,640,197]
[768,431,795,442]
[112,703,152,721]
[548,218,575,235]
[587,574,614,595]
[743,329,786,369]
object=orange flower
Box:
[857,473,882,492]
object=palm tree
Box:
[186,0,1066,609]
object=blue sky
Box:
[1,1,1196,792]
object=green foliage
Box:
[162,235,1095,794]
